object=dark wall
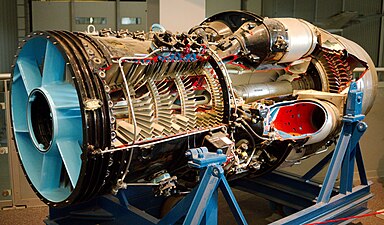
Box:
[0,0,18,73]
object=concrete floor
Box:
[0,178,383,225]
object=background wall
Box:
[0,0,18,73]
[0,0,17,208]
[158,0,205,32]
[32,1,71,30]
[32,1,147,32]
[360,84,384,178]
[206,0,241,17]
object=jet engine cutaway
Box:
[10,11,377,206]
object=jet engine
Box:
[10,11,377,207]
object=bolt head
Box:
[357,123,366,131]
[212,168,219,176]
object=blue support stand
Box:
[46,148,247,225]
[233,82,373,224]
[161,148,247,225]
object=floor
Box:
[0,178,383,225]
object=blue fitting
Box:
[345,82,363,116]
[185,151,192,158]
[186,147,227,168]
[357,122,367,132]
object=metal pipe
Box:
[274,18,317,63]
[354,67,384,72]
[234,81,293,103]
[0,73,11,80]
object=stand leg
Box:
[355,144,368,185]
[317,125,352,203]
[160,147,247,225]
[219,177,248,225]
[183,166,220,225]
[340,122,367,194]
[340,141,356,193]
[203,190,218,225]
[158,189,196,225]
[302,150,334,180]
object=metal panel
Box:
[343,0,382,65]
[159,0,205,32]
[1,0,45,208]
[0,79,12,209]
[294,0,316,21]
[9,139,45,207]
[275,0,295,17]
[0,0,18,73]
[344,0,382,14]
[262,0,276,17]
[262,0,298,18]
[0,0,17,208]
[315,0,343,21]
[73,2,116,32]
[343,18,380,65]
[206,0,241,17]
[32,1,117,32]
[32,2,71,30]
[244,0,262,15]
[381,4,384,67]
[120,2,147,31]
[147,0,160,30]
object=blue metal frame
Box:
[46,148,247,225]
[233,82,373,224]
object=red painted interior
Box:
[271,103,323,136]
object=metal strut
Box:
[163,147,248,225]
[46,147,248,225]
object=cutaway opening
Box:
[272,102,326,136]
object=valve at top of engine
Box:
[10,11,377,207]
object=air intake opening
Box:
[29,90,53,151]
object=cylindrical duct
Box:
[272,18,318,63]
[234,81,293,103]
